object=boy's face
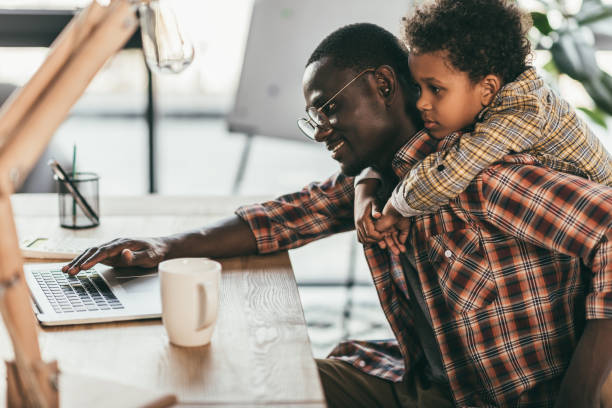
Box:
[409,50,486,139]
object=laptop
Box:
[24,262,161,326]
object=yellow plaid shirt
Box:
[390,67,612,216]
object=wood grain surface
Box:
[3,194,326,407]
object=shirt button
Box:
[437,164,445,171]
[359,360,366,367]
[444,249,452,258]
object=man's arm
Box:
[63,215,257,274]
[64,171,356,274]
[555,319,612,408]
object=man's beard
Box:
[339,159,367,177]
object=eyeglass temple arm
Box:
[317,68,376,112]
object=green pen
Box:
[72,143,77,225]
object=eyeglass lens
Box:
[297,108,332,139]
[297,118,316,139]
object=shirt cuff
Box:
[354,167,383,187]
[390,184,425,217]
[586,292,612,319]
[234,204,280,254]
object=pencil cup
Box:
[56,172,100,229]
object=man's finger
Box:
[371,203,382,219]
[399,230,409,244]
[122,248,159,267]
[357,226,377,244]
[63,247,97,273]
[390,232,406,253]
[363,215,385,241]
[72,243,132,273]
[384,235,400,255]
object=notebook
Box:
[24,262,161,326]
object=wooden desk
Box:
[6,194,326,407]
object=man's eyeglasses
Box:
[297,68,375,140]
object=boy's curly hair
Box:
[403,0,532,84]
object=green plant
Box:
[529,0,612,128]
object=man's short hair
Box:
[307,23,422,128]
[403,0,532,84]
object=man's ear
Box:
[479,74,502,106]
[374,65,396,106]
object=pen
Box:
[48,159,99,225]
[72,144,77,225]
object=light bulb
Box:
[139,0,194,74]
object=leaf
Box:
[601,72,612,93]
[551,29,600,81]
[576,4,612,25]
[583,75,612,115]
[576,2,612,36]
[577,107,608,128]
[583,0,603,5]
[531,11,553,36]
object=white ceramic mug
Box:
[159,258,221,347]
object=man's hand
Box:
[62,237,169,275]
[555,319,612,408]
[354,178,385,244]
[355,200,385,244]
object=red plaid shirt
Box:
[235,130,612,407]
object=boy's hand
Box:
[374,201,412,255]
[374,201,403,232]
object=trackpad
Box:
[106,267,160,294]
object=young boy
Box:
[355,0,612,251]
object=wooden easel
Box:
[0,1,175,406]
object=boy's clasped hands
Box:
[354,178,410,255]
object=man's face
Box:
[301,58,397,176]
[409,51,484,139]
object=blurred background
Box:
[2,0,611,358]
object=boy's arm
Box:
[392,94,542,216]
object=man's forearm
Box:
[555,319,612,408]
[163,215,258,260]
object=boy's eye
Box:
[430,85,441,94]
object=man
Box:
[64,24,611,407]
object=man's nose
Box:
[313,125,333,142]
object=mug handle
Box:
[196,282,218,331]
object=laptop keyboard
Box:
[32,269,124,314]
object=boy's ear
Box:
[479,74,502,106]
